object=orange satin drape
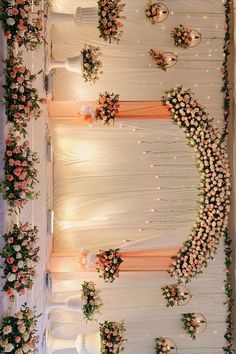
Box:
[49,101,171,120]
[50,248,179,272]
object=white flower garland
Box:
[162,86,230,283]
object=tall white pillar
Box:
[50,54,83,74]
[48,7,98,27]
[47,294,82,312]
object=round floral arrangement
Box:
[162,86,230,283]
[161,284,188,307]
[0,223,39,297]
[155,337,174,353]
[98,0,125,43]
[171,24,193,49]
[0,0,44,50]
[2,53,44,136]
[81,281,103,322]
[145,2,162,24]
[95,92,120,125]
[181,313,205,340]
[96,248,123,283]
[149,50,168,71]
[100,321,126,354]
[0,131,39,213]
[81,44,103,83]
[0,303,39,353]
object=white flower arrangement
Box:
[81,281,103,321]
[162,86,230,283]
[81,44,103,83]
[181,313,204,340]
[161,284,188,307]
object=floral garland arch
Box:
[162,86,230,283]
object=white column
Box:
[48,7,98,27]
[47,294,82,312]
[50,55,83,74]
[47,333,75,353]
[48,12,74,25]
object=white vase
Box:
[48,7,98,27]
[47,294,82,312]
[50,54,83,74]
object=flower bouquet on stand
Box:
[145,2,169,24]
[100,321,126,354]
[81,281,103,321]
[155,337,176,353]
[1,223,39,297]
[0,132,39,213]
[95,92,120,125]
[149,50,168,71]
[81,44,103,83]
[96,249,123,283]
[98,0,125,43]
[0,304,39,353]
[171,24,198,49]
[0,0,45,50]
[181,313,206,340]
[161,284,188,307]
[3,53,44,136]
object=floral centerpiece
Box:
[81,44,103,83]
[96,249,123,283]
[98,0,125,43]
[145,2,162,24]
[81,281,103,321]
[171,24,193,49]
[2,53,44,136]
[161,284,188,307]
[181,313,203,340]
[155,337,173,353]
[162,86,230,283]
[100,321,126,354]
[0,223,39,297]
[0,0,44,50]
[0,303,39,353]
[95,92,120,125]
[149,50,168,71]
[0,132,39,213]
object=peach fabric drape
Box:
[50,248,179,273]
[49,101,171,119]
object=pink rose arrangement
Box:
[0,131,39,213]
[162,86,230,283]
[95,91,120,125]
[145,2,162,24]
[81,281,103,322]
[0,0,44,50]
[81,44,103,83]
[96,249,123,283]
[155,337,172,354]
[161,284,188,307]
[3,53,44,136]
[100,321,126,354]
[98,0,125,43]
[149,50,168,71]
[0,303,39,353]
[181,313,203,340]
[171,24,193,49]
[1,223,39,297]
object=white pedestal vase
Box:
[50,54,84,74]
[47,332,100,354]
[48,7,98,27]
[47,294,82,312]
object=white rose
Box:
[6,18,15,26]
[7,273,16,282]
[5,343,14,353]
[19,86,25,93]
[20,192,26,199]
[13,245,21,252]
[26,259,34,268]
[17,260,24,268]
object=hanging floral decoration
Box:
[149,50,168,71]
[171,24,195,49]
[162,86,230,283]
[0,131,39,213]
[81,44,103,84]
[0,0,44,50]
[97,0,125,44]
[181,313,205,340]
[81,281,103,322]
[0,223,39,297]
[0,303,39,353]
[145,2,162,24]
[2,53,44,136]
[95,91,120,125]
[100,321,126,354]
[161,284,189,307]
[96,248,123,283]
[154,337,174,354]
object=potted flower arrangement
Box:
[95,92,120,125]
[100,321,126,354]
[161,284,188,307]
[0,131,39,213]
[149,50,168,71]
[0,223,39,297]
[0,303,39,353]
[96,248,123,283]
[0,0,44,50]
[171,24,193,49]
[2,53,44,136]
[81,281,103,321]
[97,0,125,43]
[155,337,174,353]
[181,313,205,340]
[145,2,162,24]
[81,44,103,83]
